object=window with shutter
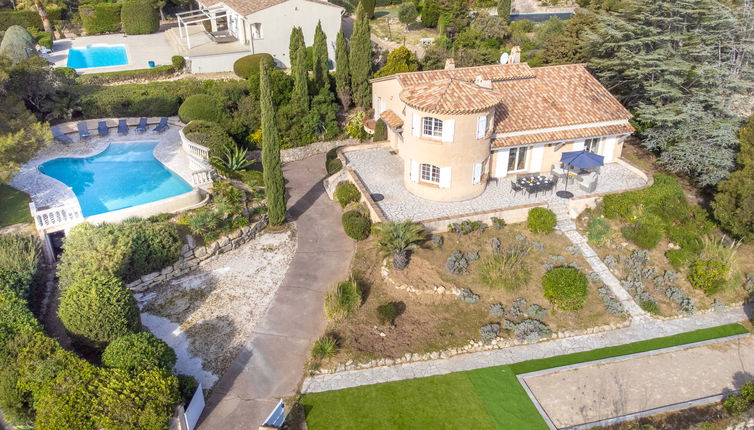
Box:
[476,116,487,139]
[472,162,482,184]
[412,113,421,137]
[422,117,443,137]
[439,166,451,188]
[441,119,455,142]
[410,160,419,182]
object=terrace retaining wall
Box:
[126,216,268,292]
[249,138,362,165]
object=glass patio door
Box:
[507,146,528,172]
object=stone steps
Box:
[164,27,188,56]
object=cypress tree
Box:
[260,61,286,225]
[335,29,351,109]
[312,21,329,90]
[361,0,375,19]
[288,26,305,69]
[350,3,372,109]
[497,0,511,24]
[292,46,309,109]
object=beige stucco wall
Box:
[244,0,343,67]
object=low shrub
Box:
[76,65,176,85]
[602,174,685,220]
[723,393,749,413]
[334,182,360,207]
[182,120,236,155]
[341,210,371,240]
[324,280,361,321]
[503,318,552,342]
[527,208,556,234]
[176,374,198,405]
[665,248,696,269]
[233,53,274,79]
[311,335,338,360]
[373,118,387,141]
[121,0,159,35]
[172,55,186,70]
[478,253,530,291]
[102,332,177,373]
[491,217,506,229]
[186,208,224,241]
[80,3,122,35]
[326,146,340,162]
[586,217,611,245]
[479,323,500,344]
[0,234,39,299]
[448,220,485,235]
[542,267,588,311]
[688,259,728,294]
[179,94,225,124]
[77,81,189,118]
[326,158,343,175]
[621,222,662,249]
[376,302,400,324]
[639,299,660,315]
[57,272,141,348]
[740,381,754,403]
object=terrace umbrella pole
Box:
[564,165,571,190]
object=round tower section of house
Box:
[399,77,501,202]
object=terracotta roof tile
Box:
[491,123,635,148]
[201,0,340,17]
[389,62,536,86]
[380,109,403,128]
[399,78,502,114]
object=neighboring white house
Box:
[172,0,343,72]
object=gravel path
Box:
[136,228,297,388]
[345,148,647,221]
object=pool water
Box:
[67,44,128,69]
[39,142,193,217]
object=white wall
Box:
[244,0,343,67]
[189,51,252,73]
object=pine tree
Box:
[260,61,286,225]
[288,26,305,69]
[312,21,329,91]
[497,0,511,23]
[335,30,351,109]
[292,46,309,109]
[350,3,372,109]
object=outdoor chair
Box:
[51,126,73,144]
[551,163,566,178]
[77,122,91,139]
[135,117,148,133]
[153,117,169,133]
[578,172,599,193]
[98,121,109,136]
[549,176,559,194]
[526,185,539,198]
[511,181,523,196]
[118,119,129,135]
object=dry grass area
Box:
[326,223,625,363]
[577,210,753,317]
[372,8,439,46]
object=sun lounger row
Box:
[51,117,170,143]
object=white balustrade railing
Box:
[179,128,210,163]
[191,169,213,186]
[30,199,83,230]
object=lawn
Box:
[0,184,32,227]
[301,323,749,429]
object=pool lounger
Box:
[51,126,73,144]
[153,117,169,133]
[118,119,129,135]
[98,121,109,136]
[77,122,91,139]
[136,117,148,133]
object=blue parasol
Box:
[560,150,604,190]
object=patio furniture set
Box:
[51,117,170,144]
[511,175,558,197]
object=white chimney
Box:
[444,58,455,70]
[474,75,492,90]
[508,46,521,64]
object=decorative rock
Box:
[194,246,207,258]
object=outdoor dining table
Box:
[517,175,553,197]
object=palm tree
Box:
[34,0,54,42]
[373,221,426,270]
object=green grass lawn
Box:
[301,324,749,429]
[0,184,32,227]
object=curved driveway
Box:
[199,154,354,428]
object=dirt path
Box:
[199,154,355,429]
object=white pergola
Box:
[176,5,229,50]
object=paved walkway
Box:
[199,155,354,428]
[301,305,749,393]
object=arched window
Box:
[251,23,263,39]
[422,117,443,138]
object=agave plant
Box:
[373,221,426,270]
[212,145,255,173]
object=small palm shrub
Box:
[187,208,224,241]
[527,208,556,234]
[212,145,254,174]
[324,280,361,321]
[621,222,662,249]
[376,302,400,324]
[311,335,338,360]
[478,253,530,291]
[542,267,588,311]
[334,182,360,207]
[587,217,611,245]
[341,211,371,240]
[212,181,245,216]
[102,332,176,373]
[372,221,426,270]
[326,158,343,175]
[688,259,729,294]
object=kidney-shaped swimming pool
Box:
[39,142,193,217]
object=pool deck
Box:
[10,118,195,212]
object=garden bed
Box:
[323,221,627,365]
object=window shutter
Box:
[439,166,451,188]
[374,97,378,120]
[476,116,487,139]
[410,160,419,182]
[412,113,421,137]
[442,119,455,142]
[380,100,386,113]
[572,140,585,151]
[472,163,482,184]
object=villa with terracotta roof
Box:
[369,60,635,202]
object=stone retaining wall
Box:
[126,217,268,292]
[249,138,362,165]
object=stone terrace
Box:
[344,147,648,222]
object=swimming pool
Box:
[67,44,129,69]
[39,142,193,217]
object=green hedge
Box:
[77,81,190,118]
[121,0,159,35]
[341,210,371,240]
[542,267,588,311]
[233,53,273,79]
[527,207,556,234]
[0,7,62,31]
[76,64,176,85]
[80,3,122,35]
[178,94,224,123]
[102,332,177,373]
[334,182,361,207]
[182,120,235,155]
